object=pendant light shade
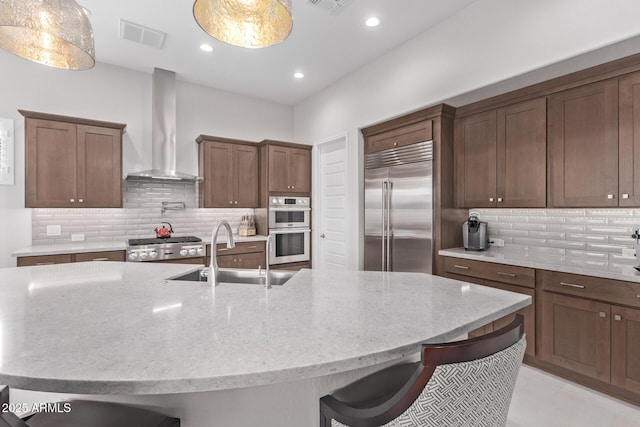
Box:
[0,0,95,70]
[193,0,292,49]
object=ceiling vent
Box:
[119,19,167,50]
[306,0,354,16]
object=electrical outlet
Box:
[490,238,505,247]
[46,225,61,236]
[622,248,636,258]
[71,233,85,242]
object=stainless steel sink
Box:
[168,268,296,286]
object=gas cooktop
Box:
[128,236,202,246]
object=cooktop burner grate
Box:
[128,236,202,246]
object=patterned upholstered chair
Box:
[320,314,525,427]
[0,386,179,427]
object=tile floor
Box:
[508,365,640,426]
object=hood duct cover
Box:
[126,68,200,182]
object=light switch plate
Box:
[46,225,61,236]
[490,238,505,247]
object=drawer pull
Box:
[497,272,517,277]
[36,262,55,266]
[453,264,470,270]
[614,315,622,321]
[92,257,109,261]
[246,246,258,249]
[219,248,229,252]
[560,282,585,289]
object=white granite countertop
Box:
[11,235,268,257]
[0,262,529,395]
[439,247,640,283]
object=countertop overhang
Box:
[0,262,529,395]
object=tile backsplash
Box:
[471,208,640,268]
[31,181,253,244]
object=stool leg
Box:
[0,386,8,406]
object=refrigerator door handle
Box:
[387,180,392,272]
[381,181,387,271]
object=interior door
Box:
[387,161,432,274]
[364,167,387,271]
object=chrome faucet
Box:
[259,234,272,289]
[208,220,235,286]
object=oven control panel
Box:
[269,197,310,207]
[127,244,205,262]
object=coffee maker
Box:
[463,213,489,251]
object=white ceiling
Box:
[79,0,478,106]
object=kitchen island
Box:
[0,262,530,426]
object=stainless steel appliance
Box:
[463,213,489,251]
[268,196,310,229]
[364,141,433,273]
[268,196,311,265]
[269,228,311,265]
[126,236,205,262]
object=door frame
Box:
[312,132,350,270]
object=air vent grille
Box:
[306,0,354,16]
[120,19,167,50]
[365,141,433,169]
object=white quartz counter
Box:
[11,235,268,257]
[0,262,529,395]
[440,247,640,283]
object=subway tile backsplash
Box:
[472,208,640,267]
[31,181,254,244]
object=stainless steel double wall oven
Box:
[268,197,311,265]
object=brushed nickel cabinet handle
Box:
[36,262,55,265]
[489,197,494,202]
[79,199,84,203]
[247,246,258,249]
[229,201,233,204]
[92,257,109,261]
[219,248,228,252]
[622,194,630,199]
[234,201,238,204]
[497,272,516,277]
[607,194,615,200]
[599,312,606,318]
[70,198,75,202]
[614,315,622,321]
[454,264,470,270]
[497,197,504,203]
[292,185,295,189]
[560,282,585,289]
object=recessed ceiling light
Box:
[294,72,304,79]
[365,17,380,27]
[200,43,213,52]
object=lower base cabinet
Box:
[611,305,640,394]
[206,241,267,269]
[17,251,125,266]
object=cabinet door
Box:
[290,148,311,193]
[540,292,611,382]
[549,80,619,207]
[268,145,290,192]
[74,251,126,262]
[619,72,640,206]
[497,98,547,207]
[25,119,77,207]
[237,251,266,269]
[17,254,73,267]
[216,254,237,268]
[454,110,497,208]
[77,125,122,208]
[611,305,640,393]
[486,280,535,357]
[233,144,259,207]
[202,142,234,207]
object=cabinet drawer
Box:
[443,257,535,288]
[74,251,125,262]
[365,121,433,154]
[208,241,266,256]
[539,270,640,309]
[17,254,73,267]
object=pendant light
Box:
[193,0,293,49]
[0,0,95,70]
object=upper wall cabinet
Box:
[454,98,546,208]
[21,110,125,208]
[618,71,640,207]
[364,120,433,155]
[548,80,619,207]
[261,141,312,195]
[197,135,259,208]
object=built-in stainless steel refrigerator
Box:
[364,141,433,273]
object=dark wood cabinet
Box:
[206,241,266,269]
[17,251,125,267]
[540,291,611,382]
[266,144,311,194]
[612,305,640,394]
[618,71,640,206]
[364,120,433,155]
[454,110,497,208]
[197,136,259,208]
[548,79,619,207]
[454,98,546,208]
[22,111,125,208]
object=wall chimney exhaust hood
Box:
[126,68,200,182]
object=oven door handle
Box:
[269,207,311,212]
[269,229,311,235]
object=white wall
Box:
[0,52,293,267]
[293,0,640,270]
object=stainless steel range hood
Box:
[126,68,200,182]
